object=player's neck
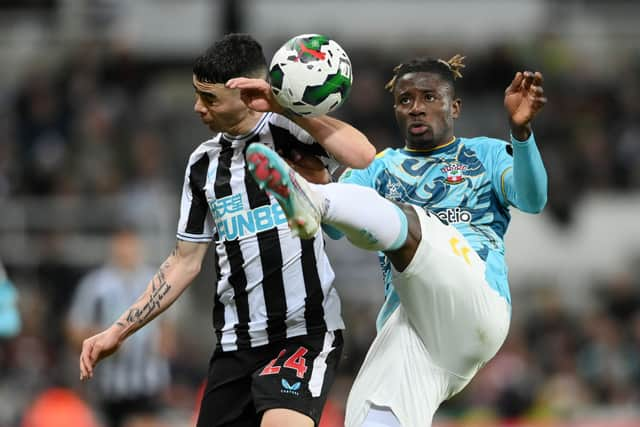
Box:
[405,136,456,153]
[223,111,264,137]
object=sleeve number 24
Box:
[260,346,308,379]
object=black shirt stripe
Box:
[269,122,329,159]
[300,238,327,333]
[244,137,288,343]
[185,154,210,234]
[214,138,252,349]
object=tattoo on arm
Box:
[123,251,175,327]
[125,271,172,325]
[158,246,177,271]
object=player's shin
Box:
[314,183,408,251]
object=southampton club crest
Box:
[441,161,467,185]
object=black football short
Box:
[196,330,343,427]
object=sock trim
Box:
[387,204,408,251]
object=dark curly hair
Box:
[385,54,466,96]
[193,33,268,84]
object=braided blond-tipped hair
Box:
[385,54,466,93]
[438,54,466,79]
[384,64,404,92]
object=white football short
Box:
[346,206,511,427]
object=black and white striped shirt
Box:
[177,112,345,352]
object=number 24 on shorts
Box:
[260,347,309,378]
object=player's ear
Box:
[451,98,461,119]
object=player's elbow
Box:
[520,193,547,214]
[175,255,202,282]
[365,143,377,163]
[522,205,545,214]
[183,261,202,279]
[350,142,376,169]
[364,143,377,166]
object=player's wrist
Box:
[111,321,132,343]
[509,122,532,143]
[510,129,535,146]
[269,98,287,115]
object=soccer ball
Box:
[269,34,353,117]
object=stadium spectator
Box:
[67,227,175,427]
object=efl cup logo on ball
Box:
[269,34,353,117]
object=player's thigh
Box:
[392,209,509,376]
[252,331,344,427]
[196,351,259,427]
[261,408,314,427]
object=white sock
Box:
[311,183,408,251]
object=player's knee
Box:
[385,205,421,272]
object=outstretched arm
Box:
[502,71,548,213]
[226,77,375,168]
[79,240,208,380]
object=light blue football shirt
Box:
[339,133,547,329]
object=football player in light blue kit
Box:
[246,55,548,426]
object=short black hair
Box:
[193,33,268,84]
[385,55,465,96]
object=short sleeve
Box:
[176,152,215,242]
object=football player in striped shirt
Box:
[79,33,375,427]
[246,55,547,426]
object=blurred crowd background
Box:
[1,1,640,426]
